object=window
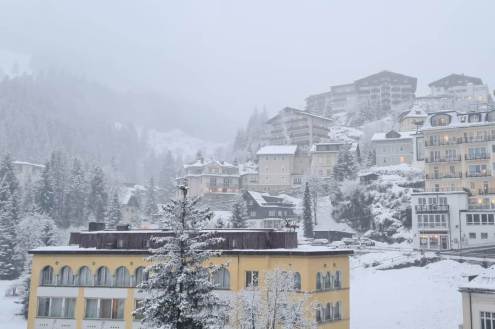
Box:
[59,266,74,286]
[40,266,54,286]
[316,272,322,290]
[96,266,112,287]
[467,214,473,225]
[115,267,130,287]
[85,298,125,320]
[482,214,488,225]
[482,233,489,239]
[481,311,495,329]
[293,272,301,290]
[245,271,259,288]
[325,303,333,321]
[315,304,322,323]
[135,267,146,287]
[474,214,481,225]
[334,301,342,320]
[469,233,477,239]
[78,266,93,286]
[324,272,332,290]
[489,214,494,224]
[212,268,230,290]
[334,271,342,289]
[37,297,75,319]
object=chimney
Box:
[88,222,105,231]
[116,224,131,231]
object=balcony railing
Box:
[478,188,495,195]
[417,223,448,229]
[466,171,492,178]
[425,173,462,179]
[465,154,491,161]
[425,135,495,147]
[425,156,461,163]
[415,204,450,213]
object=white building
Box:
[371,130,423,168]
[459,268,495,329]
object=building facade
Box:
[459,269,495,329]
[243,190,296,228]
[266,107,332,151]
[399,108,427,132]
[27,225,353,329]
[309,142,354,177]
[305,91,333,118]
[371,130,418,166]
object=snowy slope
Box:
[0,281,26,329]
[351,254,482,329]
[146,128,225,159]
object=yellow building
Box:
[27,225,353,329]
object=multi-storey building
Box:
[266,107,332,151]
[305,91,333,118]
[329,84,359,116]
[255,145,309,192]
[459,268,495,329]
[371,130,423,167]
[179,159,240,197]
[309,142,355,177]
[429,74,492,110]
[27,223,353,329]
[399,107,427,132]
[412,110,495,250]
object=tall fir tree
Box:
[158,151,177,200]
[303,182,313,238]
[138,186,225,328]
[35,162,55,217]
[64,158,88,227]
[49,151,67,226]
[230,196,247,228]
[0,184,20,279]
[333,146,359,182]
[107,191,122,228]
[145,177,157,218]
[88,166,108,222]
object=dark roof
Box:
[429,74,483,88]
[385,130,401,138]
[354,70,417,89]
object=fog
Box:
[0,0,494,140]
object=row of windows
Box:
[37,297,128,320]
[468,232,490,240]
[466,214,495,225]
[315,301,342,323]
[481,311,495,329]
[316,271,342,291]
[40,266,146,288]
[417,214,447,228]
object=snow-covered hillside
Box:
[146,128,225,159]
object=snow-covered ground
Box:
[351,251,483,329]
[0,281,26,329]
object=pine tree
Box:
[88,166,108,222]
[366,149,376,167]
[49,151,67,227]
[231,196,247,228]
[64,158,88,227]
[35,162,55,217]
[0,184,19,279]
[303,182,313,238]
[138,186,225,328]
[0,154,19,195]
[107,191,122,228]
[145,177,157,218]
[333,146,358,182]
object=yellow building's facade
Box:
[27,228,352,329]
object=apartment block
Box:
[27,224,353,329]
[305,90,333,117]
[371,130,423,167]
[310,142,356,177]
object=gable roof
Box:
[267,107,332,124]
[354,70,417,89]
[257,145,298,155]
[429,73,483,88]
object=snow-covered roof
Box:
[401,107,428,119]
[422,110,495,131]
[184,159,236,169]
[257,145,298,155]
[12,160,45,168]
[371,130,415,142]
[245,191,295,208]
[238,161,258,175]
[459,267,495,292]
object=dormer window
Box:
[468,113,481,123]
[431,114,451,127]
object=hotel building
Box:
[27,223,353,329]
[412,110,495,250]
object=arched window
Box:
[334,301,341,320]
[59,266,74,286]
[316,272,322,290]
[324,272,332,290]
[211,267,230,290]
[430,113,451,127]
[78,266,93,286]
[315,304,322,323]
[134,267,146,287]
[40,266,54,286]
[293,272,301,290]
[96,266,112,287]
[115,267,130,287]
[325,303,333,321]
[334,271,342,289]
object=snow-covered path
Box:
[0,281,26,329]
[351,257,482,329]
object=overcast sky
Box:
[0,0,494,139]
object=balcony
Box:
[425,173,462,180]
[424,135,495,147]
[478,188,495,195]
[465,154,491,161]
[465,171,492,178]
[425,155,461,163]
[415,204,450,213]
[417,223,448,229]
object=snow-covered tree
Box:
[231,196,247,228]
[88,166,108,222]
[49,151,67,227]
[303,182,313,238]
[64,158,88,227]
[333,146,358,182]
[0,185,20,279]
[366,149,376,167]
[35,162,55,217]
[138,186,225,329]
[145,177,157,218]
[229,269,314,329]
[107,191,122,228]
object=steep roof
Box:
[267,107,333,123]
[354,70,417,89]
[257,145,298,155]
[183,159,236,169]
[459,267,495,293]
[429,73,483,88]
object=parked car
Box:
[342,237,360,246]
[359,238,376,247]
